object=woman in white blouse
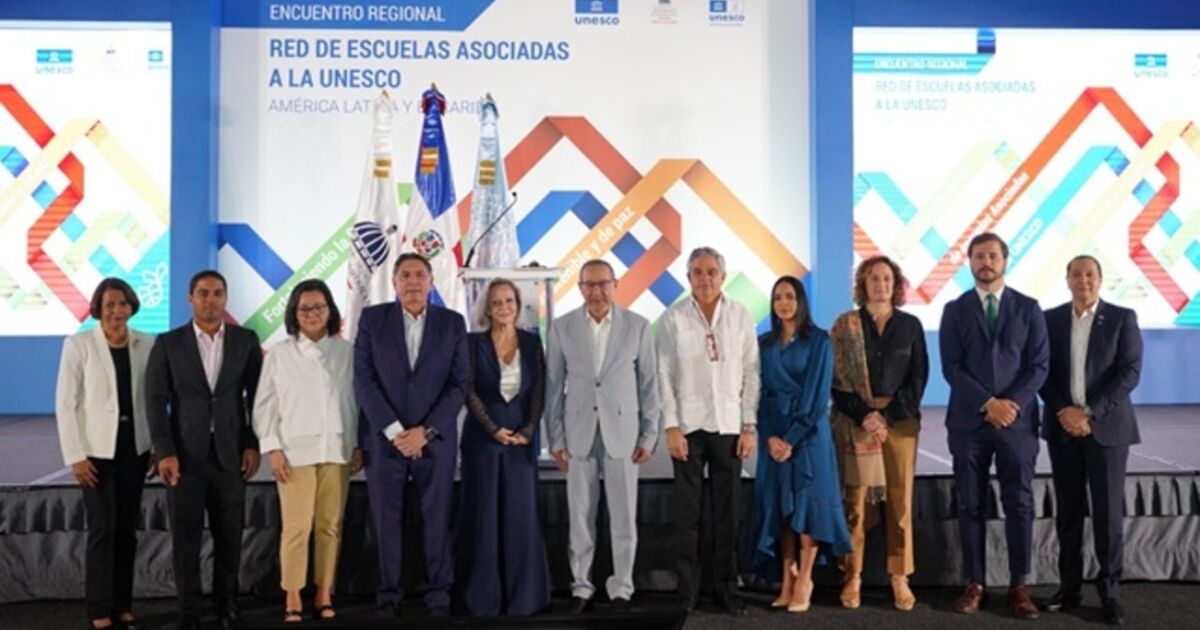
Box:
[56,278,154,630]
[253,279,361,623]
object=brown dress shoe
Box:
[953,582,985,614]
[1008,585,1040,620]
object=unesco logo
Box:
[709,0,746,26]
[575,0,619,26]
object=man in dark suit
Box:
[354,253,468,618]
[1040,255,1141,625]
[939,233,1048,620]
[146,270,262,630]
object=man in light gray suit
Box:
[546,259,661,614]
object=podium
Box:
[460,266,564,334]
[460,266,563,468]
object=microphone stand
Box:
[463,191,519,268]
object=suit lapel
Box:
[391,302,412,374]
[967,292,990,341]
[130,332,147,408]
[993,289,1017,341]
[90,326,118,395]
[597,307,625,379]
[517,332,535,397]
[574,309,597,378]
[181,323,212,394]
[413,306,436,374]
[1085,301,1106,383]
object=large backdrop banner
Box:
[218,0,811,345]
[0,20,171,336]
[854,27,1200,329]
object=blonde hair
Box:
[475,278,522,329]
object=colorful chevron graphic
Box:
[0,84,170,334]
[456,116,805,326]
[227,116,805,342]
[854,86,1200,328]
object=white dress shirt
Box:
[253,335,358,466]
[404,307,425,370]
[193,321,225,391]
[499,348,522,403]
[588,308,613,374]
[656,294,760,435]
[1070,300,1098,412]
[383,307,427,440]
[975,284,1006,313]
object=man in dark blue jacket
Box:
[354,253,468,618]
[1040,255,1141,625]
[939,233,1048,619]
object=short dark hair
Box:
[765,275,814,344]
[393,253,432,276]
[89,277,140,319]
[579,259,615,279]
[1066,255,1103,278]
[284,279,342,337]
[189,269,227,294]
[966,232,1009,259]
[853,255,907,307]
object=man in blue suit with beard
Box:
[939,233,1048,620]
[354,253,468,618]
[1040,255,1142,626]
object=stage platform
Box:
[2,407,1197,603]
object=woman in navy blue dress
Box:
[750,275,852,613]
[457,278,550,616]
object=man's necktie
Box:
[985,293,998,337]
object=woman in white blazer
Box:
[253,279,361,623]
[56,278,154,630]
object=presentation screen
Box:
[218,0,810,345]
[853,27,1200,329]
[0,21,171,336]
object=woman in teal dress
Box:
[750,275,852,613]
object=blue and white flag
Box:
[345,91,404,340]
[403,86,464,313]
[466,95,519,269]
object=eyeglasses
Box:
[705,332,720,362]
[580,280,614,290]
[297,304,328,316]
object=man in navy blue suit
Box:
[354,253,468,618]
[1040,255,1141,626]
[939,232,1048,619]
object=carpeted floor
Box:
[3,584,1199,629]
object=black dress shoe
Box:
[1044,589,1082,612]
[219,612,240,630]
[378,601,403,618]
[114,618,141,630]
[568,596,593,614]
[174,618,199,630]
[427,605,450,617]
[610,597,632,612]
[715,595,749,617]
[677,596,697,613]
[1103,599,1125,625]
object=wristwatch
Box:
[424,426,440,442]
[741,424,757,435]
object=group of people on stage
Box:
[56,235,1141,629]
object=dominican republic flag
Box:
[403,86,464,313]
[345,91,405,340]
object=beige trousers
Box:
[842,419,918,578]
[276,463,352,591]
